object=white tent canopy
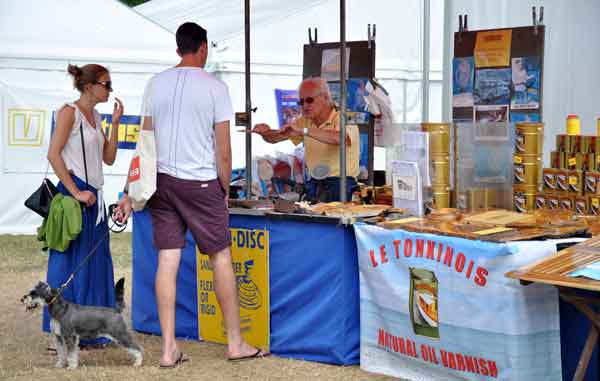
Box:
[135,0,446,168]
[0,0,176,233]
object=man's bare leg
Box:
[210,246,265,358]
[156,248,182,365]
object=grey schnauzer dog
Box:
[21,278,143,369]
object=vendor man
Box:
[253,77,359,202]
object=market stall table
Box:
[507,236,600,381]
[130,207,360,365]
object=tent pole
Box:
[422,0,431,122]
[339,0,347,202]
[244,0,252,199]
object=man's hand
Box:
[252,123,292,143]
[287,123,303,137]
[252,123,271,135]
[113,194,133,223]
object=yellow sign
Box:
[474,30,512,67]
[8,108,46,147]
[513,155,523,164]
[197,228,269,350]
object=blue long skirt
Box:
[42,175,115,345]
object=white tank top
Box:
[58,103,105,190]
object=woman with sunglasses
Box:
[43,64,124,350]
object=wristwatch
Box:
[303,127,309,136]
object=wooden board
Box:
[506,236,600,292]
[464,210,537,226]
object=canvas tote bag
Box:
[128,129,156,211]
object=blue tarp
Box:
[131,210,359,365]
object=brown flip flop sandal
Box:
[228,349,271,362]
[159,352,189,369]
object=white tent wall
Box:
[0,0,176,234]
[444,0,600,166]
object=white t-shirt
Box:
[141,67,233,181]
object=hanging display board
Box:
[453,26,545,125]
[452,25,545,209]
[303,40,376,183]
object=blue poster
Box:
[355,224,562,381]
[511,57,541,110]
[453,57,475,107]
[274,89,300,128]
[329,78,371,124]
[474,68,511,106]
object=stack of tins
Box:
[541,116,600,215]
[513,122,544,212]
[422,123,451,209]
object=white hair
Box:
[299,77,332,104]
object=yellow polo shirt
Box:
[290,110,360,178]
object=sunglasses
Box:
[298,95,320,106]
[94,80,112,91]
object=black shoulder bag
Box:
[25,121,88,217]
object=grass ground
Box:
[0,233,398,380]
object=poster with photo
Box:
[474,68,511,105]
[274,89,300,128]
[329,77,371,123]
[511,57,541,109]
[452,57,475,107]
[510,111,540,124]
[475,105,509,123]
[321,47,350,81]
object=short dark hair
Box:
[176,22,208,54]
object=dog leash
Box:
[48,205,127,305]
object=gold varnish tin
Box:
[560,195,575,211]
[430,154,450,185]
[515,122,544,155]
[568,170,583,195]
[589,196,600,215]
[590,136,600,154]
[575,196,588,215]
[432,185,450,209]
[543,168,557,191]
[547,193,560,210]
[422,123,450,154]
[566,153,583,170]
[550,151,565,169]
[568,135,587,153]
[556,170,569,192]
[535,194,546,210]
[513,154,541,185]
[513,185,537,212]
[556,134,568,152]
[585,172,598,194]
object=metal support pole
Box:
[421,0,431,122]
[441,0,453,123]
[244,0,252,199]
[339,0,347,202]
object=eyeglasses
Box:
[94,80,112,91]
[298,95,320,106]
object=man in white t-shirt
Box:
[116,22,268,366]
